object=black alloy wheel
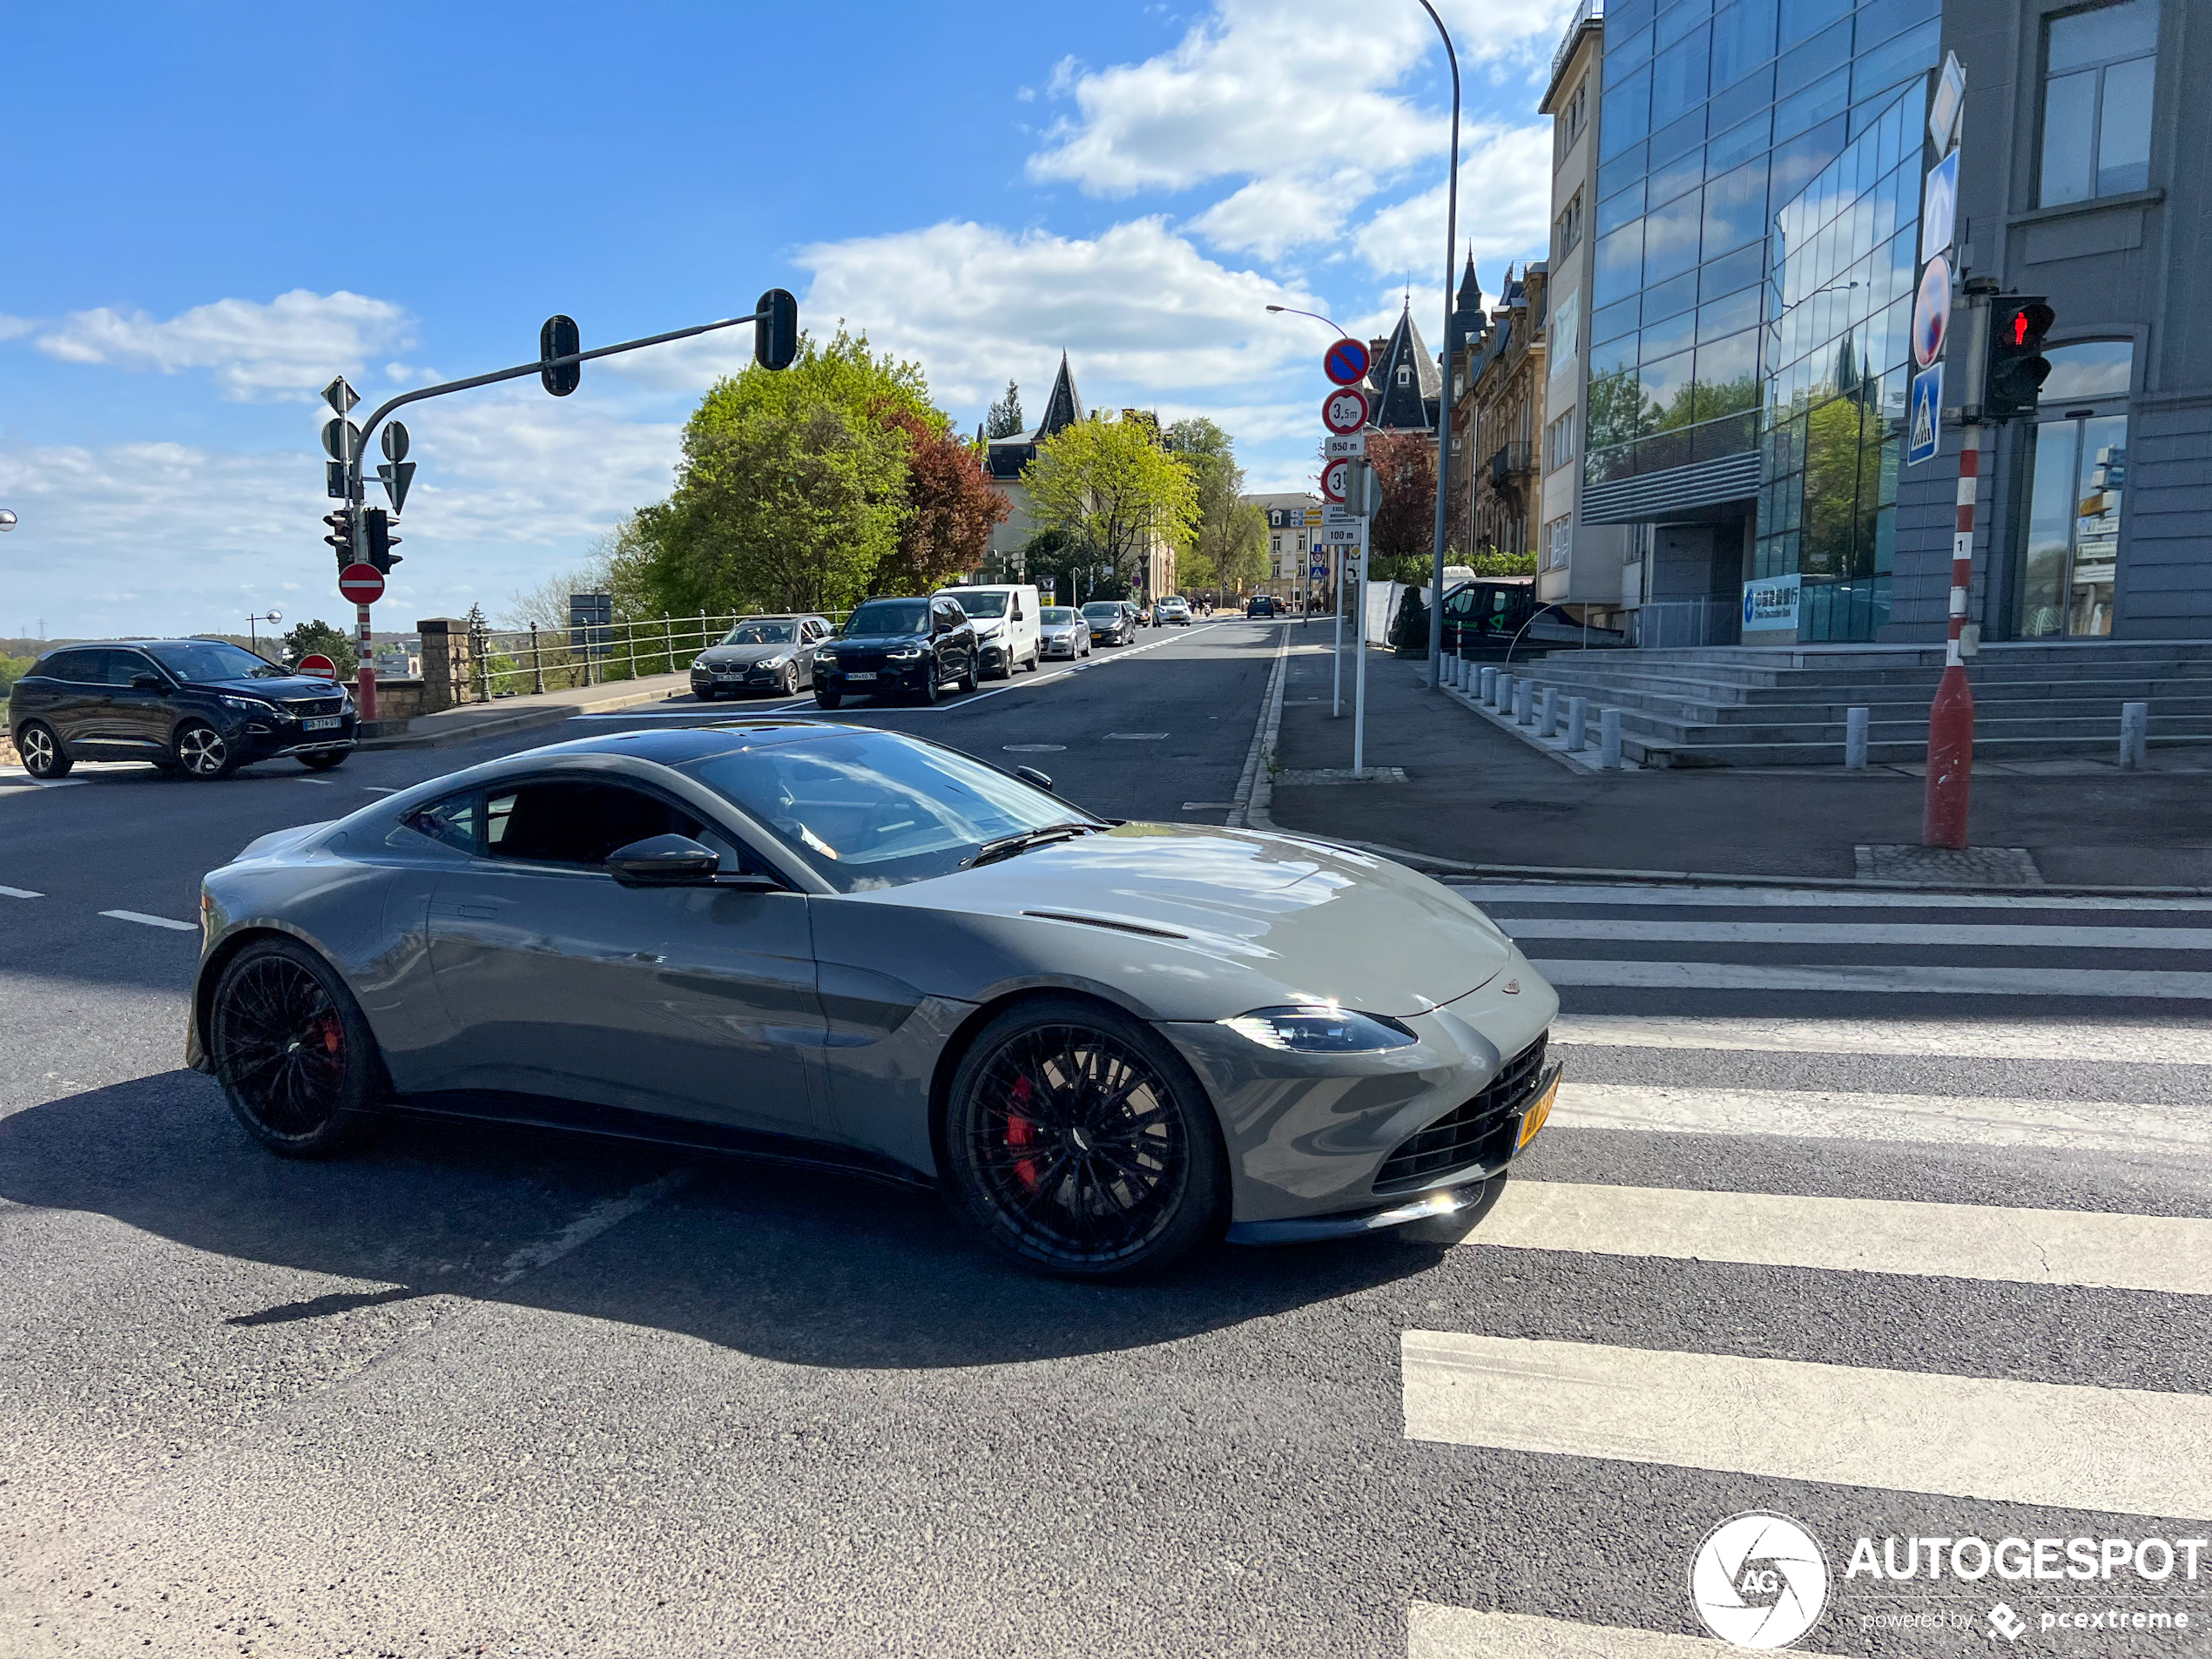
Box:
[917,666,941,705]
[946,998,1226,1278]
[174,721,240,779]
[956,658,979,694]
[298,750,348,772]
[17,721,71,779]
[779,661,799,696]
[209,937,379,1156]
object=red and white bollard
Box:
[355,601,377,724]
[1922,422,1980,848]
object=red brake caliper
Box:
[1006,1075,1039,1190]
[316,1015,343,1056]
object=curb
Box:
[1231,623,1292,830]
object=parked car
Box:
[690,614,833,699]
[814,597,978,707]
[188,721,1561,1279]
[1122,598,1152,628]
[934,583,1042,680]
[1157,597,1192,625]
[1081,601,1134,646]
[1245,595,1277,618]
[1038,605,1092,661]
[1439,581,1629,659]
[9,638,357,781]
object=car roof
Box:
[725,613,822,622]
[513,720,885,768]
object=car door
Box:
[99,648,173,754]
[17,650,94,744]
[799,617,829,685]
[421,773,827,1138]
[52,650,131,751]
[931,601,962,683]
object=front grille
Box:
[284,696,346,717]
[1374,1034,1548,1195]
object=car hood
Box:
[876,824,1514,1018]
[698,644,794,667]
[833,631,932,649]
[188,674,349,698]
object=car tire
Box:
[209,936,381,1158]
[298,750,348,772]
[16,721,72,779]
[814,688,841,711]
[779,662,799,697]
[944,995,1227,1280]
[173,721,240,779]
[957,661,979,694]
[917,670,940,706]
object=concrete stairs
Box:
[1502,640,2212,767]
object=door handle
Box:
[457,904,499,919]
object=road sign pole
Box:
[1352,543,1369,774]
[1332,548,1344,718]
[1924,421,1981,847]
[355,602,377,723]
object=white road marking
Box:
[1410,1604,1730,1658]
[1401,1332,2212,1520]
[1458,882,2212,913]
[1507,919,2212,950]
[1549,1014,2212,1065]
[492,1170,691,1285]
[99,909,197,932]
[1548,1079,2212,1158]
[1533,958,2212,998]
[1463,1180,2212,1294]
[1,886,42,899]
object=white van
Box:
[934,583,1041,680]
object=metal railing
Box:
[1549,0,1602,88]
[1633,597,1739,651]
[1487,442,1534,486]
[464,609,852,700]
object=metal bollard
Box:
[1513,680,1534,725]
[1538,685,1558,737]
[1567,695,1588,752]
[1480,665,1498,705]
[1493,671,1513,711]
[1844,705,1870,771]
[1457,655,1472,690]
[2120,701,2148,768]
[1600,707,1622,769]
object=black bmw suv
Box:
[8,638,358,780]
[813,596,977,708]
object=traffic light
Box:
[363,508,403,573]
[755,288,798,372]
[1985,295,2056,421]
[540,314,581,396]
[322,509,354,571]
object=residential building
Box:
[1538,0,1639,623]
[1251,492,1321,604]
[983,352,1085,572]
[1463,265,1550,570]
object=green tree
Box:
[1164,417,1265,596]
[1023,415,1199,592]
[985,380,1025,439]
[1365,429,1437,581]
[279,619,356,679]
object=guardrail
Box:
[1549,0,1602,89]
[466,610,853,700]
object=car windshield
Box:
[946,591,1006,617]
[843,601,927,637]
[1041,607,1076,624]
[1082,603,1121,618]
[720,621,797,645]
[144,640,287,680]
[680,730,1098,893]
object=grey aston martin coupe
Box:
[187,722,1561,1278]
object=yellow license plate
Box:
[1516,1067,1562,1149]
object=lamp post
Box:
[246,609,283,658]
[1416,0,1461,689]
[0,509,17,531]
[1264,304,1348,335]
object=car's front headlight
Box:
[815,649,838,664]
[759,655,788,669]
[887,647,925,660]
[219,694,275,714]
[691,657,711,671]
[1219,1004,1418,1053]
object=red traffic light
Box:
[2010,313,2029,346]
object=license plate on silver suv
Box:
[302,716,341,732]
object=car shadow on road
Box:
[1,1069,1447,1369]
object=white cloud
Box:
[0,314,36,341]
[1027,0,1571,199]
[1354,125,1554,278]
[1189,168,1375,260]
[33,289,414,402]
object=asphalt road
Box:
[3,619,2210,1658]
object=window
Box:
[2038,0,2159,206]
[480,779,749,870]
[1562,78,1589,149]
[1547,412,1578,472]
[1555,190,1585,260]
[2018,341,2133,638]
[407,793,481,855]
[1397,365,1412,386]
[1543,516,1574,571]
[38,649,105,683]
[1549,290,1581,379]
[104,651,160,685]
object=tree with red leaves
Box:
[875,412,1010,596]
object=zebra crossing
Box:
[1406,880,2212,1655]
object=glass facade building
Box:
[1581,0,1942,553]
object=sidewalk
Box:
[356,671,698,751]
[1261,632,2212,888]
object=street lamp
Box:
[246,609,283,657]
[1264,304,1348,335]
[1417,0,1461,688]
[0,509,17,531]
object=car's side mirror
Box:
[1015,765,1055,793]
[130,673,166,691]
[606,833,720,886]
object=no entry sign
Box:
[1322,386,1370,435]
[297,653,338,679]
[338,562,386,605]
[1323,337,1370,387]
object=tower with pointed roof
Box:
[1366,300,1440,432]
[981,353,1096,583]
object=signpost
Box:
[339,562,384,718]
[1323,337,1371,387]
[1323,387,1370,436]
[1321,458,1351,503]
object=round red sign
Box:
[338,562,385,604]
[1322,387,1369,435]
[297,653,338,680]
[1321,458,1350,502]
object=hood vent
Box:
[1021,910,1187,941]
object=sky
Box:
[0,0,1574,640]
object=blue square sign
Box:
[1906,363,1943,467]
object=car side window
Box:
[1011,595,1024,620]
[105,651,158,685]
[482,779,765,873]
[407,792,481,854]
[45,649,105,683]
